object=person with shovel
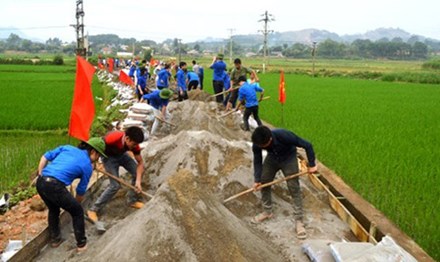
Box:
[87,126,145,222]
[236,75,264,131]
[251,126,317,240]
[36,137,107,252]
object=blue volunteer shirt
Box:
[176,69,187,92]
[41,145,93,195]
[136,75,147,94]
[157,69,171,88]
[210,61,227,81]
[238,82,264,108]
[252,129,316,183]
[128,65,136,77]
[187,72,200,82]
[142,90,169,110]
[223,72,231,90]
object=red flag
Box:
[149,57,155,66]
[108,58,114,73]
[68,56,96,141]
[279,70,286,104]
[119,70,134,85]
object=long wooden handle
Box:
[97,169,153,199]
[210,86,239,97]
[155,115,176,127]
[223,170,308,203]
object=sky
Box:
[1,0,439,43]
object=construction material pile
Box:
[34,85,353,262]
[33,72,416,262]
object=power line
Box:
[0,26,69,31]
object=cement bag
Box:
[302,240,335,262]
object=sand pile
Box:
[34,86,353,262]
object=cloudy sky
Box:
[1,0,439,43]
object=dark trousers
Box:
[36,176,86,248]
[261,155,303,220]
[228,89,239,108]
[188,80,198,91]
[243,106,263,131]
[213,80,224,103]
[199,75,204,89]
[178,90,189,101]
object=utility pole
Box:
[72,0,86,57]
[177,39,182,63]
[227,28,235,63]
[312,41,317,76]
[258,10,274,73]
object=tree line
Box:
[1,33,439,61]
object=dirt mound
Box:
[168,100,248,141]
[62,169,286,262]
[33,88,353,262]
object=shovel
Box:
[84,215,106,233]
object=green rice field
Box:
[255,74,440,259]
[0,63,102,194]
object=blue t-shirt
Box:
[223,72,231,90]
[157,69,171,88]
[198,67,204,77]
[128,65,136,77]
[142,90,169,110]
[137,75,147,93]
[176,69,187,91]
[42,145,93,196]
[210,60,227,81]
[238,82,264,108]
[187,72,200,82]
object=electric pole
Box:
[312,41,317,76]
[72,0,86,57]
[177,39,182,63]
[227,28,235,63]
[258,10,274,72]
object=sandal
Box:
[251,212,273,224]
[50,238,64,248]
[296,221,307,239]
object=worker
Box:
[209,54,227,103]
[251,126,317,240]
[176,62,188,101]
[135,67,149,101]
[87,127,145,222]
[186,71,200,91]
[156,63,172,90]
[227,58,258,111]
[236,75,264,131]
[36,137,107,252]
[141,88,173,135]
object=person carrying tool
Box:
[226,58,258,111]
[36,137,107,252]
[141,89,173,135]
[236,75,264,131]
[251,126,317,239]
[209,54,227,103]
[87,127,145,222]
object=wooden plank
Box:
[309,172,371,242]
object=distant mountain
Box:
[197,27,438,46]
[0,27,44,42]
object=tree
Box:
[318,39,346,58]
[412,41,428,59]
[193,43,201,52]
[6,33,21,50]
